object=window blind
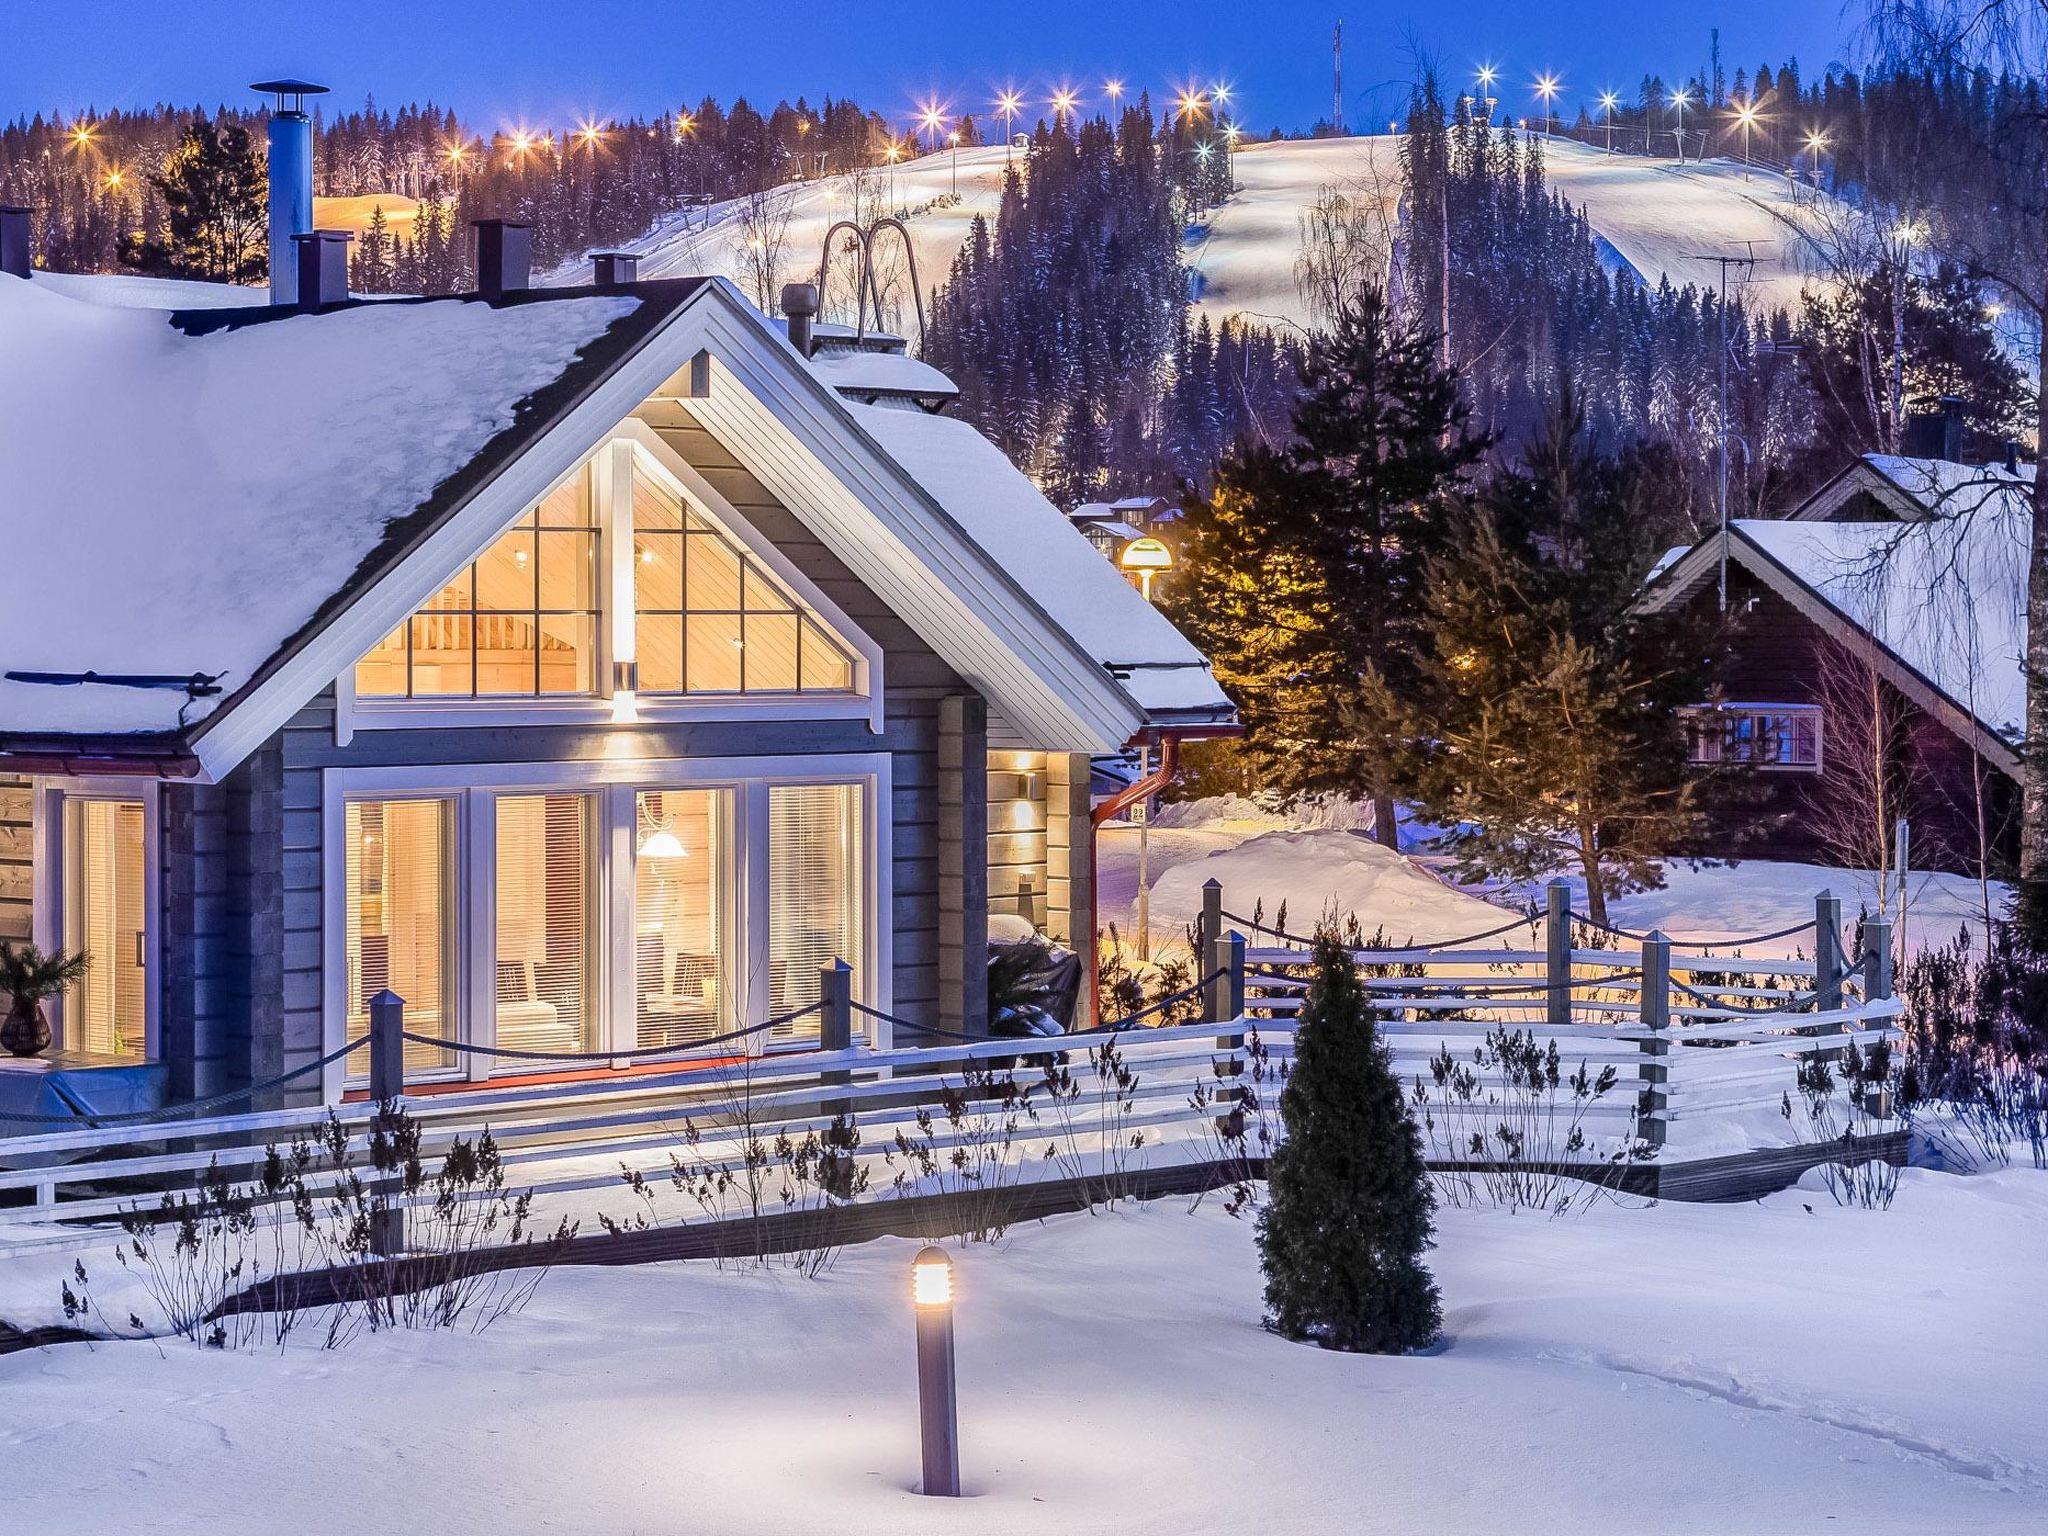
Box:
[63,798,147,1061]
[767,783,863,1042]
[494,794,597,1059]
[345,799,454,1078]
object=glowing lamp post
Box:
[1669,89,1692,164]
[912,1246,961,1498]
[1119,535,1174,602]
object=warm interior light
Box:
[913,1247,953,1307]
[638,828,687,860]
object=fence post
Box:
[820,959,854,1116]
[1637,930,1671,1149]
[1545,879,1572,1030]
[366,990,407,1257]
[1214,930,1247,1135]
[1813,889,1843,1012]
[1202,880,1230,1025]
[1858,917,1896,1120]
[1199,879,1224,1017]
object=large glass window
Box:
[494,794,598,1058]
[63,798,148,1061]
[767,783,864,1042]
[630,468,855,695]
[356,468,599,699]
[344,799,455,1077]
[633,789,727,1049]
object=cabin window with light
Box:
[353,440,861,708]
[1685,705,1823,772]
[356,468,600,699]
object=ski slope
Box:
[552,134,1843,333]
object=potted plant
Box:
[0,942,91,1058]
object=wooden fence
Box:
[0,874,1906,1240]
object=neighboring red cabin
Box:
[1639,455,2027,879]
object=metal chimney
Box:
[474,219,534,300]
[780,282,820,356]
[591,251,640,288]
[293,230,352,307]
[0,206,31,280]
[252,79,329,306]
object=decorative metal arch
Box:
[813,216,928,350]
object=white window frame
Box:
[30,776,163,1063]
[319,753,891,1100]
[1684,702,1825,774]
[338,428,885,741]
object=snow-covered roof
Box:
[30,269,270,311]
[1734,514,2027,741]
[808,348,958,402]
[0,272,647,743]
[1083,519,1146,542]
[1859,454,2034,520]
[844,405,1234,726]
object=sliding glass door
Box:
[767,783,864,1043]
[343,798,455,1078]
[632,789,728,1049]
[494,793,598,1056]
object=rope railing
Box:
[1246,963,1647,999]
[1224,907,1540,952]
[0,1033,371,1128]
[854,970,1225,1047]
[1570,909,1819,952]
[397,1003,824,1065]
[1669,977,1823,1016]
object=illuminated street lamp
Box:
[1669,88,1692,163]
[1533,73,1560,135]
[1475,64,1500,123]
[911,1247,961,1499]
[1105,78,1125,107]
[995,89,1023,158]
[1728,98,1761,177]
[1050,87,1079,123]
[574,119,606,153]
[1120,534,1176,954]
[1801,126,1830,186]
[1119,535,1174,601]
[1599,91,1620,154]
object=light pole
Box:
[1475,64,1499,125]
[1669,89,1692,164]
[911,1247,961,1498]
[1802,127,1830,188]
[1730,98,1760,178]
[1892,218,1921,449]
[995,90,1022,159]
[1599,91,1619,153]
[1119,537,1175,955]
[948,129,961,195]
[1533,74,1560,136]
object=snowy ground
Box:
[1102,796,2006,957]
[553,134,1844,334]
[5,1169,2044,1535]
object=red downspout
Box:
[1085,734,1182,1026]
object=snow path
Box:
[4,1169,2045,1534]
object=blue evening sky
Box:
[4,1,1856,135]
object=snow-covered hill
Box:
[552,133,1845,333]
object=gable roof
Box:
[1640,504,2027,773]
[0,269,1231,776]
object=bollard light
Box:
[911,1245,961,1497]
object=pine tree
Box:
[1166,282,1482,845]
[120,119,267,284]
[1259,934,1441,1354]
[352,203,393,293]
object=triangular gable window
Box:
[355,440,860,703]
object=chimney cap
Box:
[591,251,642,288]
[780,282,820,317]
[472,217,535,232]
[252,79,329,113]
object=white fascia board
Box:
[1638,530,2022,776]
[186,292,726,782]
[1789,460,1928,523]
[679,288,1147,752]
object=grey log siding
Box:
[228,414,989,1098]
[0,774,29,942]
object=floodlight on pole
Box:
[911,1246,961,1498]
[1533,73,1560,135]
[1599,91,1619,154]
[1669,89,1691,163]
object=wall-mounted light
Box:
[611,658,639,723]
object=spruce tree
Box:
[120,120,267,284]
[1259,934,1441,1354]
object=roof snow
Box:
[1737,457,2031,740]
[808,348,958,401]
[31,269,269,311]
[844,404,1233,724]
[0,273,639,738]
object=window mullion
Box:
[608,440,637,691]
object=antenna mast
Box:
[1333,20,1344,134]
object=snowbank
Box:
[5,1171,2045,1534]
[1148,826,1518,941]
